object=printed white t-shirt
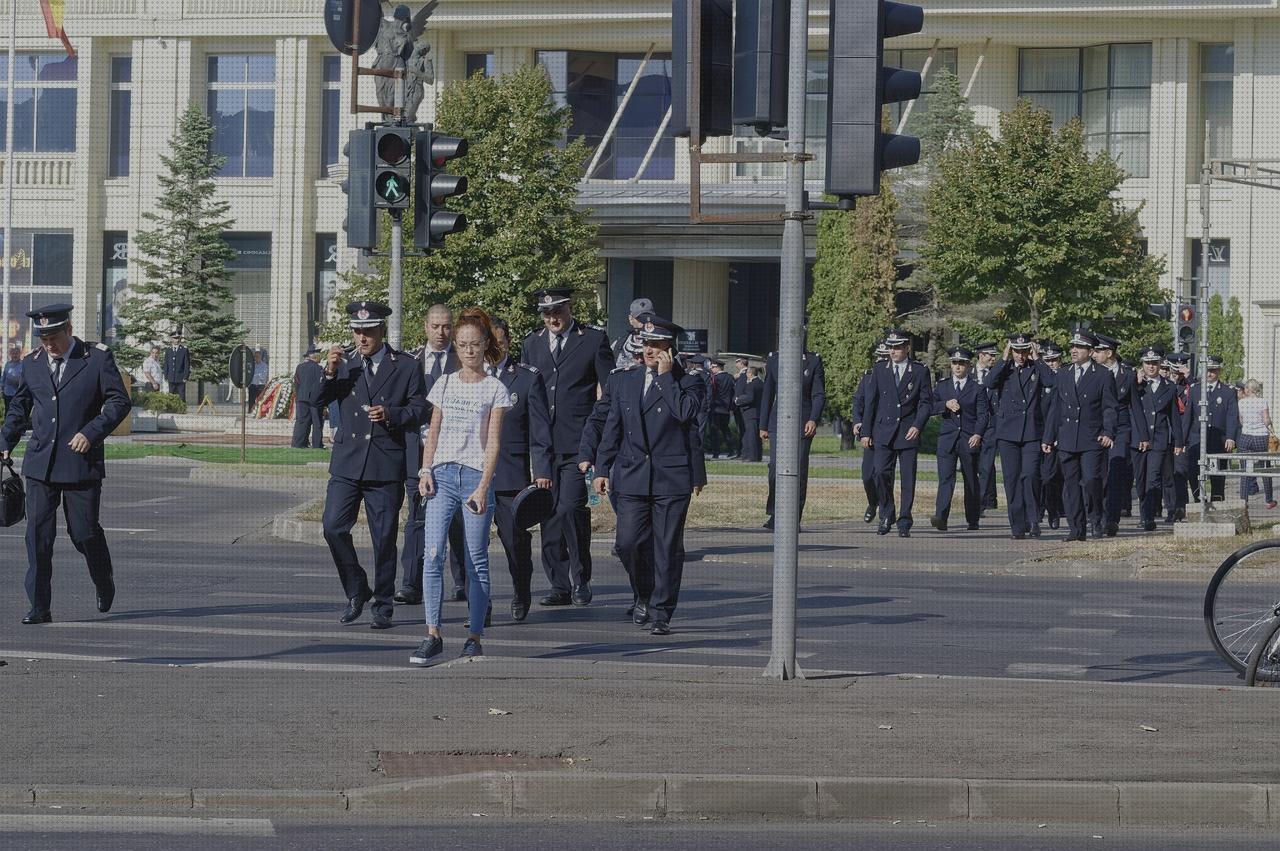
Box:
[426,373,512,472]
[1239,395,1270,437]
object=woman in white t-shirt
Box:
[410,308,512,665]
[1238,379,1276,508]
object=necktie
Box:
[53,356,64,384]
[895,364,904,385]
[1075,366,1083,384]
[430,351,443,379]
[363,355,374,381]
[955,380,962,395]
[553,334,564,362]
[644,369,656,397]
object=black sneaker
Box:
[409,636,443,665]
[461,638,483,658]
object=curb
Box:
[3,775,1278,828]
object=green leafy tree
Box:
[807,180,899,449]
[923,100,1168,355]
[115,105,246,379]
[1208,293,1245,383]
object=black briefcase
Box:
[0,457,24,527]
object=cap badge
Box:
[357,309,370,320]
[542,295,554,305]
[38,317,48,326]
[644,321,654,333]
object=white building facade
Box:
[2,0,1279,390]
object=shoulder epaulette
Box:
[611,363,638,374]
[588,324,607,333]
[518,363,539,374]
[94,342,110,352]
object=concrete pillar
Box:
[270,37,314,377]
[71,38,98,336]
[1146,37,1190,297]
[672,259,728,355]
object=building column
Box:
[71,38,98,336]
[1147,37,1189,297]
[270,37,314,375]
[672,258,728,356]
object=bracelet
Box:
[417,467,432,477]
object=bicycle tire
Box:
[1204,539,1280,674]
[1245,615,1280,686]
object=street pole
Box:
[1198,122,1211,521]
[3,1,17,357]
[240,386,247,464]
[763,0,810,681]
[1172,277,1183,352]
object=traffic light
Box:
[373,126,413,210]
[1177,304,1196,347]
[671,0,733,141]
[341,128,376,250]
[825,0,924,199]
[733,0,789,134]
[1147,302,1173,321]
[414,127,469,251]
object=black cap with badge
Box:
[533,287,573,312]
[948,346,973,363]
[1069,329,1097,349]
[27,303,73,337]
[885,328,911,346]
[638,315,683,342]
[346,300,392,329]
[1039,340,1063,360]
[1140,346,1164,363]
[1008,332,1033,351]
[974,341,999,356]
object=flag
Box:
[39,0,76,58]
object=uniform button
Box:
[550,385,556,392]
[51,395,56,400]
[365,434,371,441]
[51,417,56,422]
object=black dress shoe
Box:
[539,592,572,606]
[1029,524,1041,538]
[511,599,530,622]
[633,604,650,626]
[763,517,775,530]
[898,528,910,538]
[451,587,468,602]
[1120,508,1132,518]
[21,610,51,625]
[1048,518,1060,530]
[967,523,980,531]
[1141,520,1158,532]
[571,583,592,606]
[370,612,394,630]
[463,605,493,630]
[1174,508,1186,521]
[394,588,423,605]
[1066,532,1086,542]
[863,506,876,523]
[339,593,370,624]
[96,579,115,614]
[650,620,670,635]
[1104,522,1119,538]
[929,516,947,532]
[876,521,891,536]
[1011,532,1026,540]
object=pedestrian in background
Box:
[732,357,750,456]
[760,340,826,530]
[863,329,932,538]
[163,332,190,402]
[852,341,889,523]
[1131,347,1184,531]
[412,308,511,664]
[1037,341,1065,530]
[1092,333,1136,534]
[1183,355,1240,504]
[3,346,24,417]
[248,349,268,408]
[985,334,1054,540]
[1238,379,1276,509]
[612,298,653,370]
[705,358,735,458]
[291,347,324,449]
[140,347,163,393]
[930,346,990,532]
[972,342,1001,513]
[736,364,764,463]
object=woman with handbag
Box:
[1238,379,1276,509]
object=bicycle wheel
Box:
[1204,540,1280,674]
[1245,616,1280,686]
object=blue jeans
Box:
[422,462,494,634]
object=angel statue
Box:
[371,0,439,121]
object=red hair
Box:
[455,307,502,365]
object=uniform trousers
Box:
[1041,448,1065,523]
[1133,447,1171,524]
[322,476,404,618]
[1163,450,1185,517]
[494,489,534,603]
[541,454,592,595]
[732,408,747,454]
[24,478,114,615]
[739,414,762,462]
[998,440,1042,536]
[979,436,999,509]
[935,439,981,527]
[860,444,878,509]
[1103,453,1132,523]
[169,382,186,403]
[615,492,691,624]
[400,482,466,595]
[291,401,323,448]
[1205,433,1230,501]
[1182,444,1201,504]
[705,412,734,457]
[1060,447,1106,537]
[766,435,813,520]
[874,444,919,530]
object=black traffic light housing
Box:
[1147,302,1173,321]
[671,0,733,140]
[415,127,469,251]
[373,126,413,209]
[341,128,377,250]
[1177,304,1196,348]
[825,0,924,199]
[733,0,789,134]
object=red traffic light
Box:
[1178,305,1195,322]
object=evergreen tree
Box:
[1208,293,1245,383]
[115,106,246,380]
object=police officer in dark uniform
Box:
[1,304,130,624]
[852,341,890,522]
[1167,353,1194,517]
[291,347,324,448]
[972,342,1001,513]
[1131,346,1184,531]
[1091,333,1136,535]
[593,316,705,635]
[705,359,735,458]
[162,331,190,402]
[759,344,826,530]
[1042,330,1118,542]
[731,357,750,456]
[929,346,991,532]
[862,329,933,537]
[984,333,1054,539]
[316,301,427,629]
[736,363,764,463]
[1037,341,1065,529]
[488,318,554,622]
[1183,353,1240,504]
[519,287,614,607]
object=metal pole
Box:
[763,0,809,682]
[240,386,247,464]
[1172,277,1183,351]
[3,1,17,357]
[386,59,405,350]
[1198,123,1211,521]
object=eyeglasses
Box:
[455,341,486,351]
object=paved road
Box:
[0,459,1239,685]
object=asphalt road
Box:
[0,459,1240,685]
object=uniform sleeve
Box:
[912,367,933,431]
[975,386,992,435]
[759,361,776,430]
[527,372,554,481]
[654,370,703,423]
[595,388,623,481]
[809,356,827,423]
[592,331,613,391]
[387,361,428,431]
[1100,369,1118,440]
[0,367,33,451]
[78,350,131,445]
[578,378,614,465]
[1130,382,1151,445]
[1227,392,1242,442]
[1043,387,1060,446]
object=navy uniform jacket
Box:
[493,360,554,493]
[931,376,991,455]
[596,364,706,496]
[709,371,734,414]
[759,351,826,433]
[1183,381,1242,446]
[1108,364,1137,457]
[162,345,190,384]
[864,359,933,450]
[1038,369,1058,423]
[519,322,613,455]
[851,369,873,431]
[403,346,461,479]
[293,358,324,404]
[316,347,428,482]
[1043,362,1118,452]
[736,375,763,418]
[984,358,1055,443]
[0,340,130,483]
[1130,377,1184,451]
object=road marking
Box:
[292,572,335,578]
[0,815,274,836]
[211,592,338,602]
[114,495,181,508]
[1005,662,1089,678]
[103,528,157,534]
[1047,627,1118,637]
[1030,646,1103,656]
[1068,608,1198,621]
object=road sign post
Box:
[229,345,254,464]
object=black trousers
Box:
[1060,447,1106,537]
[766,435,814,520]
[291,401,323,448]
[739,415,762,462]
[979,436,999,509]
[615,492,691,624]
[875,444,919,530]
[998,440,1042,536]
[732,409,746,454]
[1133,447,1171,524]
[494,489,534,603]
[24,478,114,615]
[1183,444,1201,503]
[1103,452,1133,523]
[322,476,404,618]
[1041,448,1064,522]
[169,381,186,402]
[540,454,592,595]
[1205,432,1229,500]
[706,412,734,457]
[936,438,981,527]
[400,481,465,595]
[861,443,878,508]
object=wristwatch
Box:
[417,467,432,477]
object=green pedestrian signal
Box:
[375,171,408,205]
[372,126,413,210]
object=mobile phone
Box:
[467,498,482,515]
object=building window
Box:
[465,53,495,78]
[108,57,132,177]
[313,234,338,342]
[536,50,673,180]
[0,53,78,153]
[224,233,273,346]
[0,229,74,347]
[32,233,73,285]
[207,54,276,178]
[1018,44,1151,178]
[1190,238,1229,299]
[102,232,129,343]
[884,47,959,130]
[1200,43,1233,162]
[320,55,342,178]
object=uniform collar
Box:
[364,344,387,366]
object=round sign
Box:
[229,345,255,389]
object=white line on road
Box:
[1047,627,1118,637]
[113,495,181,508]
[0,815,275,836]
[103,528,157,534]
[1068,608,1198,621]
[210,592,338,602]
[1005,662,1089,678]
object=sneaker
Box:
[1268,501,1278,510]
[461,637,483,658]
[409,636,443,665]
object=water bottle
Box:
[585,465,601,507]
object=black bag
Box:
[0,457,24,527]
